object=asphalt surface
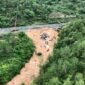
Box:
[0,24,64,35]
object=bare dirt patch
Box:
[7,28,58,85]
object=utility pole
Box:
[15,1,19,28]
[13,1,19,31]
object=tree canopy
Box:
[0,0,85,27]
[32,19,85,85]
[0,32,35,85]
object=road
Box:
[0,24,64,35]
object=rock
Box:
[40,33,49,40]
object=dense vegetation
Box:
[0,0,85,28]
[32,19,85,85]
[0,32,35,85]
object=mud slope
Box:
[7,28,58,85]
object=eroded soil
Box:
[7,28,58,85]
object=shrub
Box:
[0,32,35,85]
[33,19,85,85]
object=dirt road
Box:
[7,28,58,85]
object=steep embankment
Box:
[7,28,58,85]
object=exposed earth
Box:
[7,28,58,85]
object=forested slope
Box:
[0,32,35,85]
[0,0,85,28]
[32,19,85,85]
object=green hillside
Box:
[0,32,35,85]
[0,0,85,85]
[32,19,85,85]
[0,0,85,27]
